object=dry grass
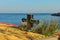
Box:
[0,24,45,40]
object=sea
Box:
[0,13,60,29]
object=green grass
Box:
[30,20,58,37]
[18,19,58,37]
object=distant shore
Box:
[51,13,60,16]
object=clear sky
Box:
[0,0,60,13]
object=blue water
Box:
[0,13,60,29]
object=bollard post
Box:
[27,14,33,29]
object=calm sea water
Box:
[0,13,60,29]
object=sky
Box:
[0,0,60,13]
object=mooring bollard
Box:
[27,14,33,29]
[22,14,39,30]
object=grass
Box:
[0,19,58,40]
[0,26,45,40]
[16,19,58,37]
[19,20,58,37]
[30,20,58,37]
